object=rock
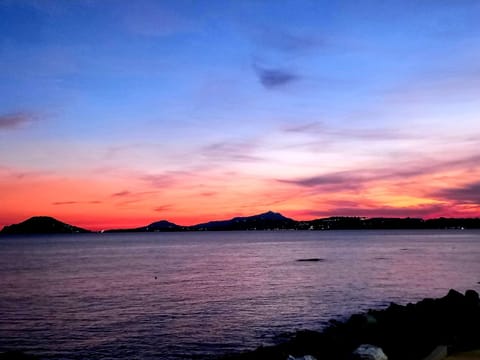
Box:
[221,289,480,360]
[445,289,464,304]
[296,258,324,262]
[287,355,317,360]
[465,289,479,303]
[421,345,447,360]
[352,344,388,360]
[0,351,39,360]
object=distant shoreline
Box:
[2,212,480,234]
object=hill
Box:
[3,213,480,234]
[191,211,297,231]
[0,216,90,234]
[105,220,182,232]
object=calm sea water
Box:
[0,230,479,359]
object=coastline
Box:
[2,289,478,360]
[219,289,480,360]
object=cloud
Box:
[154,205,171,212]
[275,162,447,192]
[141,170,199,189]
[283,122,324,133]
[201,141,262,162]
[0,112,34,130]
[110,189,160,204]
[282,121,413,141]
[253,64,299,89]
[278,172,363,190]
[200,191,217,197]
[142,174,177,188]
[52,200,102,205]
[277,151,480,195]
[434,181,480,204]
[112,190,131,197]
[52,201,79,205]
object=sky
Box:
[1,0,480,230]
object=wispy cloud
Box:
[154,204,172,212]
[276,153,480,192]
[110,189,159,203]
[0,112,35,130]
[201,141,262,162]
[283,122,324,133]
[142,174,177,188]
[141,170,198,189]
[283,121,413,141]
[52,200,102,206]
[253,64,299,89]
[112,190,131,197]
[200,191,217,197]
[278,172,364,190]
[52,201,79,205]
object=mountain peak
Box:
[146,220,180,230]
[193,210,295,230]
[258,210,287,219]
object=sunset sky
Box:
[1,0,480,230]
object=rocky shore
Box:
[220,289,480,360]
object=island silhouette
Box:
[2,211,480,234]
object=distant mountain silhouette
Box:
[2,213,480,234]
[105,220,182,233]
[0,216,90,234]
[191,211,297,231]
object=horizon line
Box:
[3,211,480,232]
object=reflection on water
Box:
[0,230,479,359]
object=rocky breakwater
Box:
[221,289,480,360]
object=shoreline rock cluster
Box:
[220,289,480,360]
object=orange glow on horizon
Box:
[2,163,480,231]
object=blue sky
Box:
[1,0,480,229]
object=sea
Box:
[0,230,479,360]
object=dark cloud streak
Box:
[278,172,364,190]
[52,201,79,205]
[112,190,131,197]
[253,64,299,89]
[0,112,34,130]
[52,200,102,205]
[434,181,480,204]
